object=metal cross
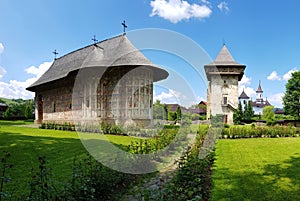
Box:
[92,35,98,44]
[121,20,127,33]
[53,49,58,60]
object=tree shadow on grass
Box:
[211,155,300,201]
[0,130,157,198]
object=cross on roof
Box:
[52,49,58,60]
[92,35,98,44]
[121,20,127,33]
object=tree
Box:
[163,104,168,120]
[153,100,164,120]
[25,101,33,119]
[244,101,254,120]
[262,106,275,125]
[283,71,300,120]
[168,112,177,121]
[233,102,243,124]
[176,106,182,121]
[2,107,12,119]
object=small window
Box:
[224,80,226,84]
[223,97,228,104]
[243,100,246,104]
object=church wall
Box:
[35,67,155,128]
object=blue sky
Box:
[0,0,299,108]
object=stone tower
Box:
[204,45,246,124]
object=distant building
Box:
[205,45,246,124]
[238,81,272,115]
[165,103,206,116]
[0,103,8,118]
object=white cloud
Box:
[0,61,52,99]
[0,43,4,54]
[217,1,229,13]
[154,88,186,103]
[238,74,256,99]
[283,68,297,81]
[267,71,281,81]
[0,66,7,80]
[25,61,52,79]
[268,93,284,108]
[239,74,251,86]
[150,0,212,23]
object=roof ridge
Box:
[54,34,125,61]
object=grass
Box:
[211,138,300,201]
[0,120,139,198]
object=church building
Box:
[239,81,272,115]
[205,45,246,124]
[26,34,169,127]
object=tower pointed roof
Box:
[204,44,246,81]
[213,45,239,65]
[256,81,263,93]
[239,89,250,99]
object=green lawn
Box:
[0,120,138,198]
[211,138,300,201]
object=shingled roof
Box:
[27,34,168,92]
[206,45,244,66]
[239,89,250,99]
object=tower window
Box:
[223,97,228,105]
[243,100,246,104]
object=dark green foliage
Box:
[2,108,12,119]
[160,125,214,201]
[27,156,58,201]
[283,70,300,119]
[244,101,254,121]
[233,102,244,124]
[176,106,182,121]
[24,101,34,120]
[0,151,13,201]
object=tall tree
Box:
[176,106,182,121]
[262,106,275,125]
[283,71,300,120]
[233,102,244,124]
[244,101,254,120]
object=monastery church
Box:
[239,81,272,115]
[27,34,169,127]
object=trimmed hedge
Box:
[221,124,300,139]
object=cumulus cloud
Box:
[0,61,52,99]
[267,71,281,81]
[268,93,284,108]
[238,75,256,98]
[283,68,297,81]
[25,61,52,80]
[0,43,4,54]
[154,88,186,103]
[239,74,251,86]
[0,66,7,80]
[217,1,229,13]
[150,0,212,23]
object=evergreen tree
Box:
[283,71,300,119]
[163,104,168,120]
[233,102,243,124]
[244,101,254,120]
[176,106,182,121]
